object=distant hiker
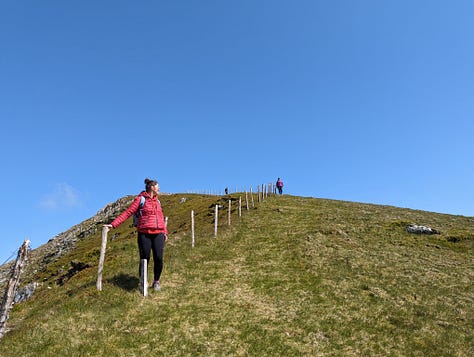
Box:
[225,187,229,195]
[104,178,168,291]
[276,178,284,195]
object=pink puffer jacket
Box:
[111,192,167,235]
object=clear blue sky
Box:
[1,1,473,263]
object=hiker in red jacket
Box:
[276,177,284,195]
[104,178,168,291]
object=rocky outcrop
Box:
[406,224,440,235]
[0,196,134,294]
[14,282,39,304]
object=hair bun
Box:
[144,178,151,184]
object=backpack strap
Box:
[133,196,146,227]
[137,196,146,215]
[139,195,146,209]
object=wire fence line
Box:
[188,181,280,245]
[185,182,278,197]
[1,251,19,267]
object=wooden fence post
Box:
[96,226,109,291]
[191,210,195,248]
[214,205,218,237]
[140,259,148,297]
[239,197,242,218]
[0,240,30,339]
[228,200,231,226]
[245,191,249,211]
[250,187,255,207]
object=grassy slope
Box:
[0,194,473,356]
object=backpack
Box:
[132,196,146,227]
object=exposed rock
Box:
[14,282,39,304]
[406,224,440,235]
[0,195,135,298]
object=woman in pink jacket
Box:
[104,178,168,291]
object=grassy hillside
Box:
[0,193,473,356]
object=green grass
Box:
[1,194,473,356]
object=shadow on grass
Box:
[108,273,139,291]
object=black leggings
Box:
[137,233,165,282]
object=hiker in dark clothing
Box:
[276,178,284,195]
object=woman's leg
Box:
[151,233,166,282]
[137,233,152,277]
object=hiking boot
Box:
[152,280,161,291]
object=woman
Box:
[104,178,168,291]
